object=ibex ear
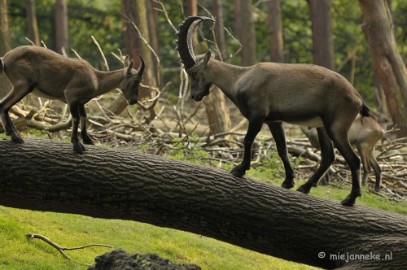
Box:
[124,55,131,67]
[124,56,134,75]
[204,50,214,65]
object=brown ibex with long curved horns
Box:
[0,45,144,153]
[177,16,373,206]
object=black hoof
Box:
[281,179,295,189]
[82,136,94,145]
[341,192,361,206]
[341,197,355,207]
[11,134,24,144]
[297,184,311,194]
[73,142,85,154]
[231,166,245,178]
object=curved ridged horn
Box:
[136,55,145,77]
[176,16,215,69]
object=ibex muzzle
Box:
[177,16,374,206]
[0,46,145,154]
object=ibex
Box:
[0,45,144,153]
[177,16,372,206]
[301,114,384,191]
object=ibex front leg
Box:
[69,102,85,154]
[0,83,33,143]
[268,122,295,189]
[78,104,93,145]
[231,116,264,178]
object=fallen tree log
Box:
[0,139,406,269]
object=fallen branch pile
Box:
[6,100,407,202]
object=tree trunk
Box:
[0,0,11,98]
[0,139,406,269]
[239,0,256,66]
[268,0,283,63]
[205,0,231,136]
[117,0,156,119]
[359,0,407,137]
[112,0,141,116]
[146,0,159,75]
[26,0,40,46]
[307,0,334,70]
[185,0,231,136]
[212,0,226,60]
[54,0,68,53]
[233,0,242,45]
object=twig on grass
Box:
[25,233,113,262]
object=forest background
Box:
[1,0,407,269]
[1,0,407,125]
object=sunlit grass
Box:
[0,206,317,270]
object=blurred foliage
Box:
[6,0,407,106]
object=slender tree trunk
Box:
[239,0,256,66]
[26,0,40,46]
[268,0,283,63]
[185,0,231,136]
[0,139,406,269]
[146,0,159,75]
[212,0,226,60]
[359,0,407,137]
[112,0,141,115]
[54,0,68,53]
[307,0,334,70]
[135,0,155,89]
[0,0,11,98]
[117,0,156,119]
[233,0,242,45]
[205,0,231,136]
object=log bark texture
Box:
[0,139,406,269]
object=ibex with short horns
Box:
[301,114,384,191]
[0,46,144,153]
[177,16,373,206]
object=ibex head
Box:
[177,16,215,101]
[121,55,145,105]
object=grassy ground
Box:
[1,132,406,269]
[0,206,317,270]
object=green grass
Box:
[0,206,316,270]
[246,162,407,216]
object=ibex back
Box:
[0,46,144,153]
[177,16,372,206]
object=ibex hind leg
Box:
[0,84,33,143]
[78,104,94,145]
[69,102,85,154]
[370,155,382,192]
[328,125,361,206]
[298,127,335,194]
